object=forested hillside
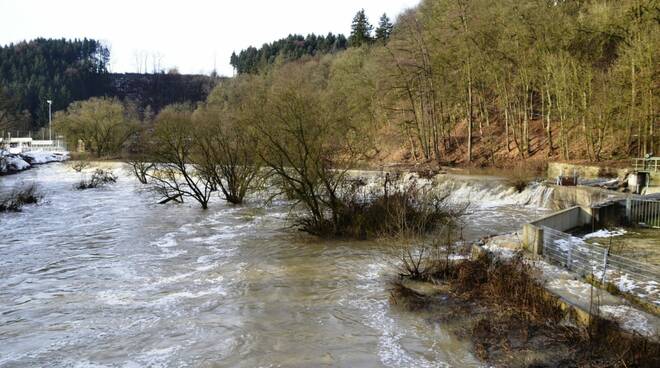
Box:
[108,73,217,119]
[230,33,348,74]
[0,39,217,131]
[225,0,658,165]
[0,38,110,129]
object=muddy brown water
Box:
[0,163,550,367]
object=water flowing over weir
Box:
[0,164,551,367]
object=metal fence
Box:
[542,226,660,305]
[632,157,660,172]
[626,198,660,227]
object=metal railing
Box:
[542,226,660,305]
[22,140,68,153]
[626,198,660,227]
[632,157,660,172]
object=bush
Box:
[70,161,90,173]
[76,169,117,190]
[293,177,463,239]
[0,183,41,212]
[127,159,154,184]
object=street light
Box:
[46,100,52,141]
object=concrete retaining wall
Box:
[522,206,593,254]
[547,162,627,180]
[547,184,624,210]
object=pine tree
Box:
[349,9,373,47]
[375,13,394,43]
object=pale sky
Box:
[0,0,420,76]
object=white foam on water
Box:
[339,260,459,368]
[194,262,222,272]
[120,346,180,368]
[96,290,137,306]
[147,286,228,307]
[151,232,177,248]
[152,271,197,286]
[438,181,551,208]
[157,248,187,259]
[189,232,240,243]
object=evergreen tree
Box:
[375,13,394,43]
[230,33,349,74]
[349,9,373,47]
[0,38,110,129]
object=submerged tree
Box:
[54,97,139,157]
[250,61,365,235]
[146,106,214,209]
[193,105,263,204]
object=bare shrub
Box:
[76,169,117,190]
[127,159,154,184]
[253,60,370,236]
[285,175,462,239]
[508,177,530,193]
[0,182,41,212]
[70,161,90,173]
[145,107,214,209]
[194,107,264,204]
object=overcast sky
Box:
[0,0,420,76]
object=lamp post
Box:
[46,100,52,141]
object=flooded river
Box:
[0,163,550,367]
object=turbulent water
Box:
[0,163,550,367]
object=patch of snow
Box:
[1,154,30,172]
[448,254,469,261]
[483,243,517,258]
[583,228,627,240]
[1,150,68,173]
[552,235,584,252]
[20,151,69,164]
[599,305,656,337]
[616,273,637,293]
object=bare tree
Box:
[146,107,214,209]
[194,107,263,204]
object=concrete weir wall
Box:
[547,184,624,210]
[547,162,627,180]
[522,206,593,254]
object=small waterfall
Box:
[350,171,554,209]
[432,179,553,209]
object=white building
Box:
[0,137,67,154]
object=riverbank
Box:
[392,240,660,367]
[0,151,69,175]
